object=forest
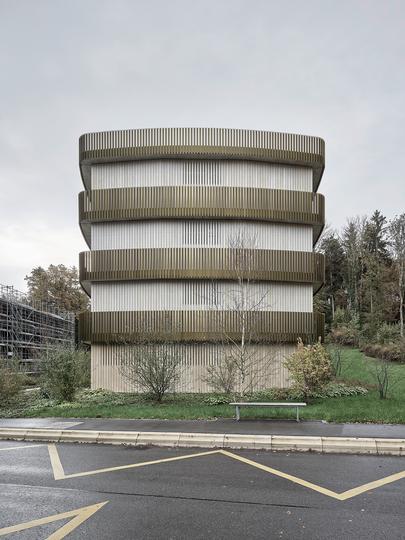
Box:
[316,211,405,362]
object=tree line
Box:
[316,211,405,351]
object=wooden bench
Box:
[230,402,307,422]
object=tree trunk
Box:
[400,262,404,338]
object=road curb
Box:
[0,428,404,455]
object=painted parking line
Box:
[2,442,404,502]
[221,449,405,501]
[47,444,405,501]
[0,501,108,538]
[48,444,221,480]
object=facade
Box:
[0,284,75,373]
[78,128,325,392]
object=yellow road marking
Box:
[220,450,342,499]
[48,444,222,480]
[48,444,65,480]
[0,501,108,538]
[46,444,405,501]
[337,470,405,500]
[0,444,45,452]
[220,450,405,501]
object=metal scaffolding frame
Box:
[0,284,75,373]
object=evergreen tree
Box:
[318,233,345,324]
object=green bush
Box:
[284,339,333,400]
[310,382,368,398]
[0,359,23,405]
[375,323,401,345]
[203,383,368,403]
[332,307,353,327]
[329,310,361,346]
[361,341,405,363]
[40,346,90,402]
[329,325,360,346]
[202,395,232,405]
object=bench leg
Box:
[296,407,300,422]
[235,406,240,421]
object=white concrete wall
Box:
[91,281,313,313]
[92,221,313,252]
[91,343,295,392]
[91,160,313,191]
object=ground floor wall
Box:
[91,343,295,393]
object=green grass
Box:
[2,348,405,423]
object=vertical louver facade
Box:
[78,128,325,392]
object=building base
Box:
[91,343,295,393]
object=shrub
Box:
[119,344,182,402]
[329,309,360,346]
[332,307,352,327]
[329,326,360,346]
[204,356,238,394]
[41,346,90,402]
[210,382,368,403]
[284,339,333,400]
[375,323,401,345]
[202,395,232,405]
[361,341,405,363]
[0,359,23,405]
[310,382,368,398]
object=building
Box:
[0,284,75,373]
[78,128,325,392]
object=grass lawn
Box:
[2,348,405,423]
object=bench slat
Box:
[230,402,306,407]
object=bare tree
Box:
[365,356,402,400]
[205,230,278,395]
[389,214,405,337]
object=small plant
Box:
[310,382,368,398]
[363,355,404,400]
[202,395,232,405]
[284,339,333,401]
[330,346,343,377]
[0,358,23,405]
[370,360,391,399]
[41,345,90,402]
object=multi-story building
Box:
[78,128,325,392]
[0,284,75,373]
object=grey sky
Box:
[0,0,404,290]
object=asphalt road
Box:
[0,440,405,539]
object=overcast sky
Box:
[0,0,404,291]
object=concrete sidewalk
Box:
[0,417,404,455]
[0,417,404,439]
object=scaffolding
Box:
[0,284,75,373]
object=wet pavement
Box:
[0,416,404,438]
[1,439,405,538]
